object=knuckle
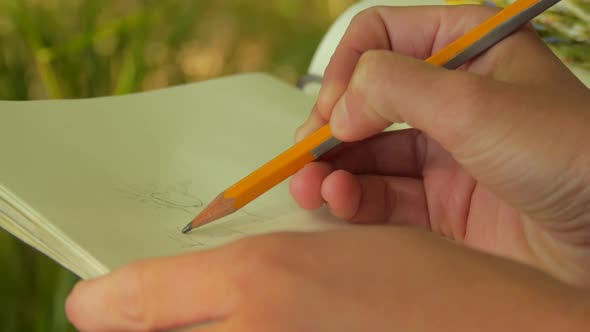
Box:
[352,5,391,25]
[349,6,380,29]
[225,234,298,289]
[351,50,386,96]
[229,235,289,270]
[352,50,401,124]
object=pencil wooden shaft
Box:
[225,124,334,208]
[186,0,559,231]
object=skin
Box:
[66,5,590,332]
[292,5,590,287]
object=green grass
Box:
[0,0,356,330]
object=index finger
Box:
[297,5,499,139]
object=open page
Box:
[0,73,344,279]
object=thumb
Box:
[329,49,516,155]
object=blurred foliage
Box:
[0,0,357,330]
[448,0,590,69]
[0,0,358,100]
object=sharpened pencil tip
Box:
[181,223,193,234]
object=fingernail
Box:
[295,123,310,142]
[295,105,321,142]
[331,95,349,133]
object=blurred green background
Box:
[3,0,588,330]
[0,0,356,330]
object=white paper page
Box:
[0,73,344,278]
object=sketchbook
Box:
[0,0,437,281]
[0,73,348,279]
[2,0,590,280]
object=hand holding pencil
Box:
[183,0,562,233]
[67,4,590,331]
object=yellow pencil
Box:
[182,0,560,233]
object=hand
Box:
[65,5,590,332]
[66,227,588,332]
[291,5,590,286]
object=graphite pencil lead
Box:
[181,223,193,234]
[186,193,237,232]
